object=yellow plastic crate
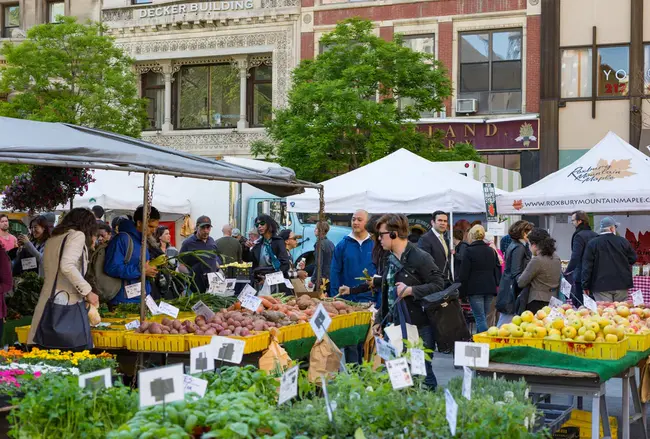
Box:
[91,329,128,349]
[562,409,618,439]
[149,312,195,323]
[15,325,30,344]
[354,311,373,327]
[329,313,360,332]
[470,332,544,350]
[544,338,628,360]
[185,331,270,354]
[124,333,186,353]
[278,323,310,343]
[627,333,650,352]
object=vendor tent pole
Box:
[139,172,150,323]
[315,187,324,293]
[449,211,454,280]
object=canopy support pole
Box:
[449,211,454,281]
[315,187,324,295]
[140,172,150,323]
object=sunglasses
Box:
[255,221,266,227]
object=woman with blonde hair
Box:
[458,225,502,333]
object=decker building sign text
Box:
[138,1,254,18]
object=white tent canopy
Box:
[287,148,504,214]
[497,132,650,214]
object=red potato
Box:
[140,321,151,331]
[170,329,179,334]
[195,316,206,325]
[195,330,204,335]
[172,320,182,330]
[220,329,232,336]
[204,328,217,335]
[228,325,235,331]
[179,329,188,334]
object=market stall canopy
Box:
[497,132,650,214]
[287,148,505,214]
[0,117,319,196]
[58,170,192,215]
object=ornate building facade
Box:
[101,0,301,157]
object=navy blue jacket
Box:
[179,234,219,294]
[104,219,151,304]
[565,225,598,283]
[329,235,376,303]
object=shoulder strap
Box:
[50,234,70,299]
[125,234,133,262]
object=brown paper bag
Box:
[259,333,291,374]
[308,333,342,382]
[641,357,650,403]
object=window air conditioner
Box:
[456,99,478,114]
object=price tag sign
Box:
[454,342,489,368]
[462,366,472,400]
[145,295,159,315]
[548,308,564,322]
[409,348,426,376]
[240,283,257,298]
[211,336,245,364]
[240,294,262,312]
[266,271,285,286]
[190,344,214,374]
[309,303,332,341]
[125,320,141,331]
[549,296,563,309]
[191,300,215,320]
[375,336,398,361]
[207,271,225,284]
[386,357,413,390]
[183,374,208,398]
[633,290,644,307]
[138,364,184,409]
[21,257,37,270]
[445,389,458,436]
[208,282,228,296]
[560,278,572,299]
[583,295,598,314]
[158,301,180,319]
[225,279,237,290]
[79,368,112,391]
[125,282,141,299]
[278,365,299,405]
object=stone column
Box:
[235,57,249,129]
[161,61,174,132]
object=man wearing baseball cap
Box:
[582,216,637,303]
[179,215,219,293]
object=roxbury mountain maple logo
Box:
[568,159,636,183]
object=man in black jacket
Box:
[418,211,452,283]
[565,211,598,306]
[582,216,637,303]
[374,214,444,390]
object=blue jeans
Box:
[418,324,438,390]
[469,295,492,333]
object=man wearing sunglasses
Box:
[179,215,220,294]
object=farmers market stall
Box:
[472,301,650,439]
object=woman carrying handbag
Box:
[28,208,100,350]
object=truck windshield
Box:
[297,213,352,226]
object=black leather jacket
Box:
[379,243,445,327]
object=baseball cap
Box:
[599,216,619,232]
[196,215,212,228]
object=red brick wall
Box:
[379,26,393,42]
[438,21,454,115]
[302,0,314,7]
[526,15,541,114]
[315,0,526,26]
[301,32,315,60]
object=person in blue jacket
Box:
[105,205,160,304]
[330,209,377,304]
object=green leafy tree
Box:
[0,16,147,138]
[252,18,482,182]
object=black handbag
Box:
[34,236,93,350]
[422,283,470,352]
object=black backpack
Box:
[86,233,133,303]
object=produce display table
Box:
[474,347,649,439]
[630,276,650,303]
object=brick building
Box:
[300,0,542,186]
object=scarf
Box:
[263,238,281,271]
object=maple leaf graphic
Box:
[590,159,636,179]
[513,200,523,211]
